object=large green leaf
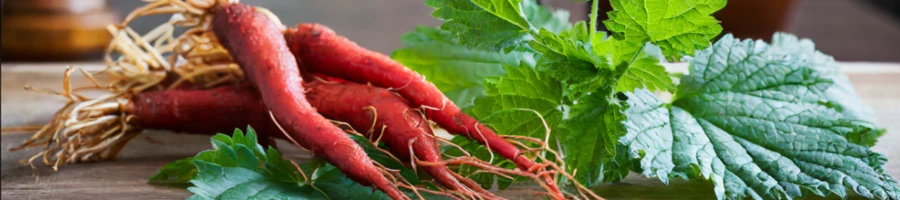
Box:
[603,0,726,59]
[621,34,899,200]
[768,33,883,145]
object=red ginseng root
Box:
[125,83,284,148]
[285,23,564,199]
[11,72,564,199]
[211,4,404,199]
[128,83,277,137]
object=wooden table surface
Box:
[2,63,899,199]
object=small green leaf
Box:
[560,92,625,185]
[470,64,564,139]
[427,0,530,51]
[148,157,197,185]
[614,44,674,93]
[529,26,615,100]
[426,0,569,51]
[603,0,726,59]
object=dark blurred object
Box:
[715,0,799,41]
[1,0,118,62]
[869,0,900,22]
[588,0,798,41]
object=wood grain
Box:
[1,63,898,199]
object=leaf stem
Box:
[589,0,600,39]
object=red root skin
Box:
[305,76,496,197]
[285,23,563,198]
[212,4,404,200]
[125,83,285,147]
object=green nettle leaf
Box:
[603,0,726,59]
[531,23,596,64]
[560,92,626,186]
[148,157,197,185]
[426,0,568,51]
[529,24,616,100]
[535,51,611,100]
[613,43,674,93]
[470,64,564,138]
[596,144,639,184]
[186,128,319,200]
[768,33,884,145]
[152,127,446,200]
[426,0,529,51]
[619,89,675,184]
[392,26,533,109]
[591,35,641,66]
[621,34,899,200]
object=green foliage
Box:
[402,0,894,198]
[620,34,897,200]
[150,127,447,200]
[413,0,705,186]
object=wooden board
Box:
[2,63,899,199]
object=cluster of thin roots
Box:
[103,0,246,92]
[4,67,139,170]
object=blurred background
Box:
[1,0,899,63]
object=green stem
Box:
[589,0,600,38]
